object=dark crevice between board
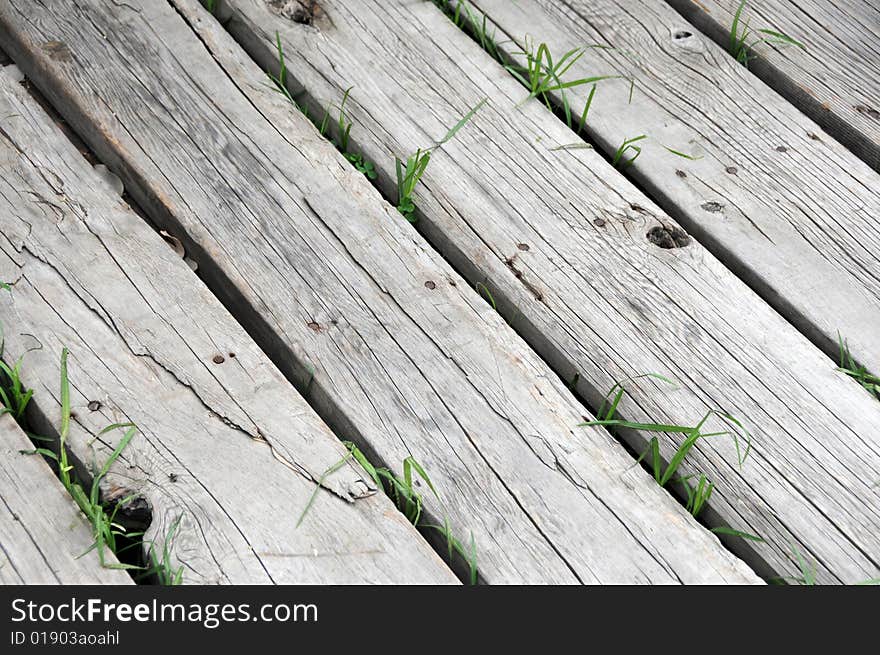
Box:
[200,3,776,581]
[662,0,879,174]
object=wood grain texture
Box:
[666,0,880,172]
[0,0,762,584]
[219,0,880,582]
[0,65,456,585]
[0,414,133,584]
[470,0,880,381]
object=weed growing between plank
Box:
[0,350,33,427]
[475,281,497,310]
[612,134,647,169]
[429,2,699,170]
[504,36,621,134]
[771,546,880,586]
[298,442,479,584]
[579,374,880,583]
[433,1,623,136]
[728,1,804,68]
[434,0,502,62]
[267,33,377,180]
[395,98,486,222]
[837,335,879,400]
[580,374,757,534]
[26,349,140,572]
[0,317,184,583]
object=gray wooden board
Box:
[461,0,880,377]
[666,0,880,172]
[0,0,762,584]
[0,414,133,584]
[216,0,880,582]
[0,65,457,585]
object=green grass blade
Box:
[295,452,353,528]
[437,98,488,146]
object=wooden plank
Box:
[0,0,762,584]
[666,0,880,172]
[0,414,134,584]
[0,65,457,585]
[215,0,880,582]
[466,0,880,378]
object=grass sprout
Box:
[24,348,143,571]
[581,373,753,536]
[267,32,296,105]
[729,1,804,68]
[837,334,879,400]
[475,282,497,310]
[144,515,185,585]
[505,37,619,131]
[612,134,647,169]
[396,98,486,221]
[0,355,33,424]
[442,1,502,62]
[772,544,880,585]
[298,441,478,583]
[267,33,377,180]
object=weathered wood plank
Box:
[0,65,457,585]
[0,414,133,584]
[666,0,880,172]
[467,0,880,377]
[0,0,762,583]
[218,0,880,582]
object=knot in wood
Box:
[647,224,690,249]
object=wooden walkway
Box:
[0,0,877,585]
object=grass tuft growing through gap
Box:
[475,282,497,310]
[504,37,621,133]
[395,98,487,222]
[438,1,502,63]
[297,441,479,584]
[612,134,647,169]
[144,515,185,585]
[729,1,804,68]
[24,348,143,571]
[611,136,702,169]
[580,373,759,542]
[2,337,184,584]
[267,33,377,180]
[837,334,879,400]
[0,353,34,425]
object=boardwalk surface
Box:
[0,0,877,585]
[217,0,880,582]
[0,0,761,584]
